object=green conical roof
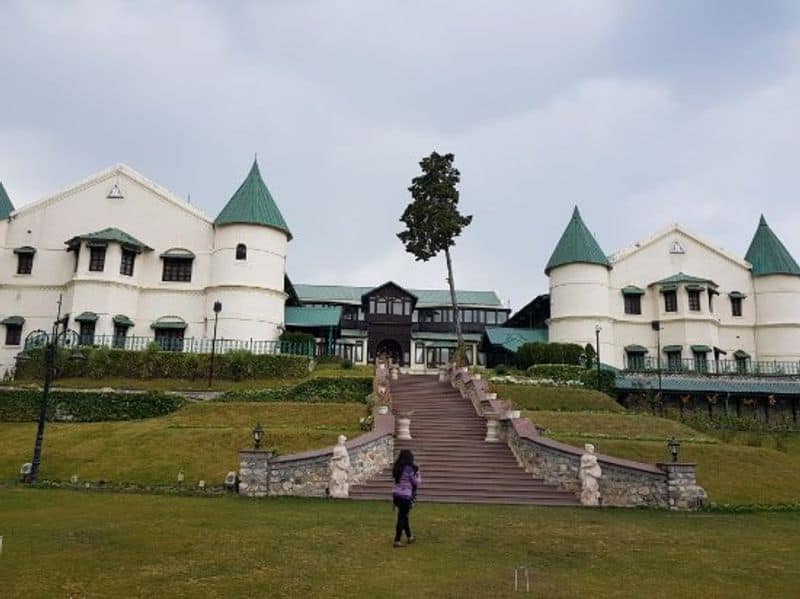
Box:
[545,207,610,274]
[744,215,800,277]
[0,181,14,219]
[215,159,292,239]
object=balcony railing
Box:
[623,355,800,377]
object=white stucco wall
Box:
[0,165,288,375]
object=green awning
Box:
[65,228,152,253]
[691,345,712,353]
[74,312,98,323]
[729,291,747,299]
[662,345,682,353]
[1,316,24,326]
[733,350,751,359]
[418,341,459,349]
[151,318,187,330]
[685,284,705,291]
[624,344,648,354]
[113,314,134,327]
[659,284,677,292]
[621,286,645,296]
[159,248,195,259]
[284,306,342,328]
[13,246,36,255]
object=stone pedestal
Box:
[396,415,412,440]
[438,368,448,383]
[659,462,706,511]
[484,414,500,442]
[238,450,273,497]
[391,367,399,381]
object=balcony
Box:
[623,355,800,377]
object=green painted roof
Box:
[1,315,24,326]
[624,344,648,353]
[74,312,98,323]
[545,207,610,275]
[621,285,645,296]
[113,314,134,327]
[66,228,152,252]
[617,373,800,395]
[484,327,548,352]
[215,160,291,239]
[284,306,342,328]
[744,215,800,277]
[691,345,712,353]
[410,331,483,343]
[0,182,13,219]
[293,284,503,308]
[650,272,717,288]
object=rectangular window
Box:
[89,246,106,272]
[735,356,748,374]
[432,310,442,323]
[688,290,701,312]
[16,254,33,275]
[113,324,128,349]
[463,310,473,323]
[486,311,497,325]
[79,321,96,346]
[120,249,136,276]
[626,352,645,370]
[497,312,507,324]
[664,290,678,313]
[162,258,193,282]
[155,329,185,351]
[4,324,22,346]
[624,295,642,315]
[415,345,424,364]
[412,310,418,323]
[375,299,387,315]
[731,297,743,317]
[666,351,682,371]
[693,351,708,372]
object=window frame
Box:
[624,294,642,315]
[88,246,107,272]
[663,290,678,313]
[113,323,129,348]
[666,351,682,371]
[161,257,193,282]
[79,321,96,346]
[16,253,34,275]
[687,289,701,312]
[4,324,22,346]
[731,297,743,317]
[120,249,136,276]
[235,243,247,261]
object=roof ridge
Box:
[545,206,610,274]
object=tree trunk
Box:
[444,247,464,349]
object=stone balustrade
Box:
[443,365,707,510]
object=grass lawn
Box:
[528,411,713,442]
[10,364,375,392]
[1,489,799,598]
[0,402,364,486]
[492,384,624,412]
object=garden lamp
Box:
[667,437,681,462]
[253,423,264,450]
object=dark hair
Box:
[392,449,416,483]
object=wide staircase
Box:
[349,375,579,505]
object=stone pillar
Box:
[659,462,707,511]
[438,367,448,383]
[396,414,412,440]
[391,367,399,380]
[238,450,273,497]
[485,413,500,442]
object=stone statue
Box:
[579,444,602,506]
[329,435,351,499]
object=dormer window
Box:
[236,243,247,260]
[14,246,35,275]
[89,246,107,272]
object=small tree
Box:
[583,343,596,369]
[398,152,472,360]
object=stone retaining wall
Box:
[445,365,707,510]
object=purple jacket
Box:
[392,465,421,499]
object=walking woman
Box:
[392,449,421,547]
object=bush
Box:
[494,364,509,375]
[0,389,183,422]
[578,368,617,396]
[516,342,584,369]
[340,359,354,370]
[219,377,372,403]
[526,364,585,383]
[15,347,311,382]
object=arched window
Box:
[236,244,247,260]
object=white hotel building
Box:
[545,207,800,372]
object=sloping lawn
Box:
[0,402,363,486]
[492,384,624,412]
[1,489,799,598]
[528,411,713,442]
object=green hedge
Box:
[525,364,617,395]
[15,346,311,382]
[219,377,373,403]
[0,389,183,422]
[516,342,584,369]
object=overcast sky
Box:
[2,1,800,309]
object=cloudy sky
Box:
[2,1,799,309]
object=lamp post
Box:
[26,295,83,484]
[667,436,681,462]
[594,324,602,391]
[652,320,663,404]
[208,301,222,388]
[253,423,264,450]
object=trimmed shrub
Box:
[516,342,584,369]
[15,347,311,382]
[340,359,354,370]
[578,368,617,396]
[0,389,183,422]
[220,377,372,403]
[526,364,585,383]
[494,364,509,375]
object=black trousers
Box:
[393,496,413,542]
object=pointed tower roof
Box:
[744,215,800,276]
[215,159,292,239]
[545,207,610,275]
[0,181,14,219]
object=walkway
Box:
[350,375,579,505]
